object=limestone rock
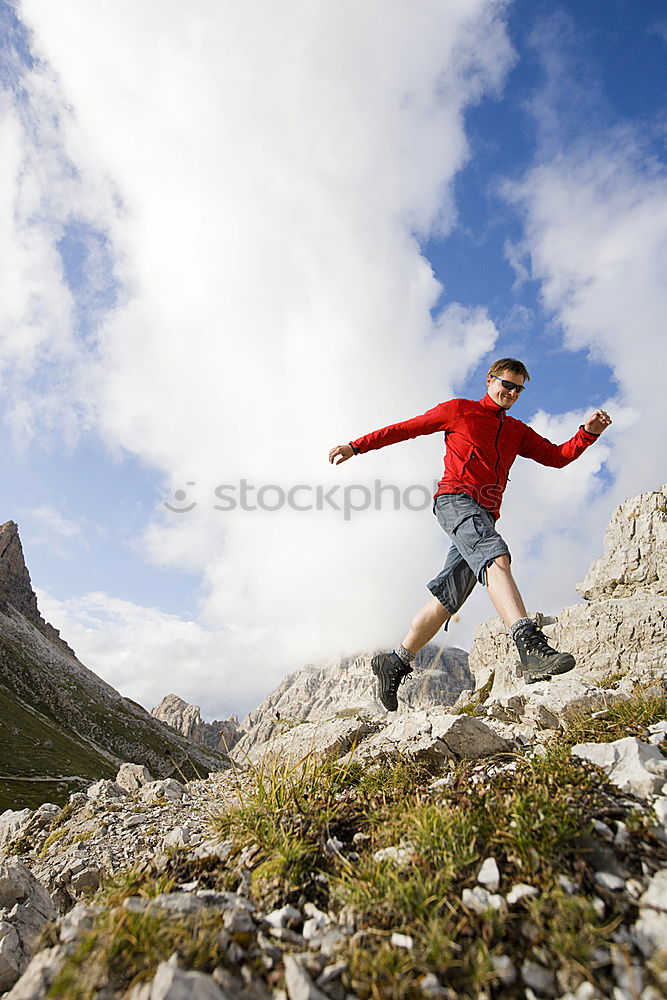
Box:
[284,954,329,1000]
[0,859,56,991]
[571,738,667,799]
[462,886,505,913]
[477,857,500,892]
[151,695,242,752]
[139,779,185,804]
[638,868,667,913]
[86,779,129,803]
[3,945,65,999]
[116,763,153,792]
[468,597,666,699]
[468,488,667,707]
[236,718,381,766]
[0,811,33,850]
[127,959,229,999]
[352,709,514,765]
[0,521,74,656]
[0,920,21,992]
[634,868,667,959]
[578,485,667,600]
[235,643,472,758]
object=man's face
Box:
[486,369,525,410]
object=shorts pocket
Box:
[451,512,489,551]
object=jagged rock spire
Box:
[0,520,72,655]
[0,520,41,621]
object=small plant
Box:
[40,827,68,856]
[455,672,495,715]
[599,670,627,688]
[212,750,366,904]
[564,691,667,746]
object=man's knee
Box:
[492,553,511,572]
[484,553,511,585]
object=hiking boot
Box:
[513,622,575,684]
[371,652,413,712]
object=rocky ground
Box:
[1,694,666,1000]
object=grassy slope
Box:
[0,628,228,812]
[0,679,117,810]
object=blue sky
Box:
[1,0,665,719]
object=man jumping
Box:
[328,358,612,711]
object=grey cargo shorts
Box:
[427,492,510,618]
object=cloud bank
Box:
[5,4,665,719]
[6,1,514,714]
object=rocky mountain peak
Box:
[0,522,229,813]
[233,644,472,759]
[151,694,242,751]
[469,483,667,702]
[578,484,667,600]
[0,520,40,620]
[0,520,73,656]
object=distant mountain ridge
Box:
[0,521,228,812]
[151,694,242,751]
[233,644,471,758]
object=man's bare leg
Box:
[485,555,527,626]
[401,596,451,655]
[372,596,450,711]
[485,554,575,678]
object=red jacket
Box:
[350,393,599,519]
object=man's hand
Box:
[584,409,612,435]
[329,444,354,465]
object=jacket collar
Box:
[478,392,504,415]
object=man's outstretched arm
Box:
[328,400,454,465]
[519,408,612,467]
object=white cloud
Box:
[481,126,666,641]
[35,588,249,718]
[505,134,667,499]
[21,505,86,550]
[6,1,514,706]
[5,2,665,716]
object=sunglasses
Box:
[491,375,526,394]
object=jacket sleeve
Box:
[350,400,454,455]
[518,422,599,468]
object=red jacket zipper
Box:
[492,410,505,495]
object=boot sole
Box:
[520,654,576,685]
[522,667,552,685]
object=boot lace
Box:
[522,627,557,660]
[387,660,412,697]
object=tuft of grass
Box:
[563,691,667,746]
[47,865,233,999]
[40,827,68,856]
[599,670,627,688]
[212,750,368,905]
[455,672,495,715]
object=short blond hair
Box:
[487,358,530,382]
